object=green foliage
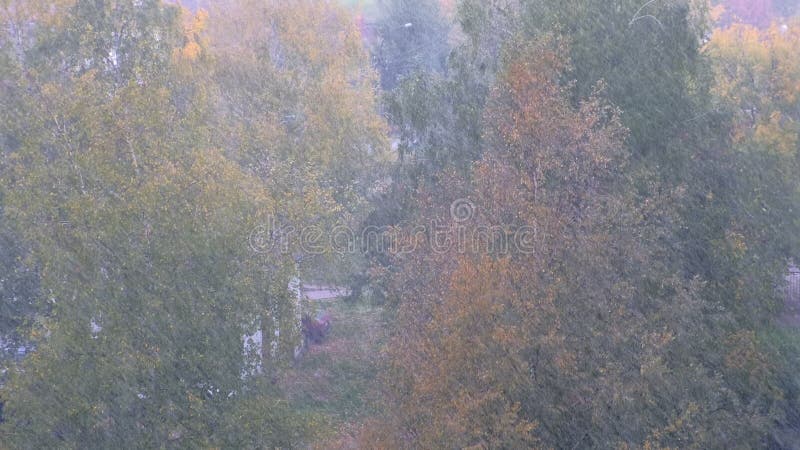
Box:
[0,225,39,343]
[365,1,800,447]
[0,0,799,447]
[205,0,391,285]
[0,0,388,446]
[26,0,182,88]
[522,0,708,160]
[284,301,384,418]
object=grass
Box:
[279,300,387,448]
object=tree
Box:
[521,0,709,163]
[707,19,800,159]
[0,1,308,446]
[705,20,800,445]
[373,0,451,90]
[0,0,44,351]
[363,35,799,448]
[204,0,391,284]
[0,224,39,351]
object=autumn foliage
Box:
[361,35,800,448]
[0,1,799,448]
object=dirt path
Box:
[279,300,386,449]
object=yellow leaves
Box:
[708,19,800,159]
[203,0,388,242]
[724,229,748,258]
[207,0,363,71]
[177,41,202,61]
[642,402,699,448]
[192,8,209,33]
[382,254,542,447]
[174,8,209,63]
[754,112,798,156]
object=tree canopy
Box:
[0,0,798,448]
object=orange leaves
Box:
[174,8,208,62]
[484,37,627,220]
[367,35,644,447]
[176,40,202,62]
[396,255,540,448]
[372,193,552,445]
[487,38,569,158]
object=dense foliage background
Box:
[0,0,798,448]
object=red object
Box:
[302,314,332,344]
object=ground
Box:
[280,299,387,449]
